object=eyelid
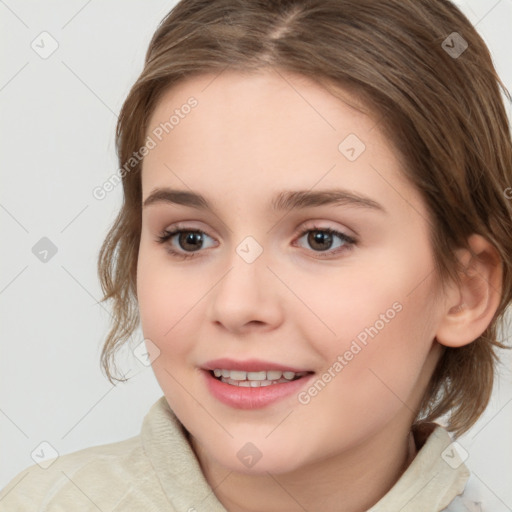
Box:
[293,220,357,240]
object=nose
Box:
[206,247,285,334]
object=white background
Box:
[1,0,511,508]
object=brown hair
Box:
[98,0,512,436]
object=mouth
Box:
[202,359,315,409]
[209,368,312,387]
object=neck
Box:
[192,416,418,512]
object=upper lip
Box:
[202,358,312,373]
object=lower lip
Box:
[203,370,314,409]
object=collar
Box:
[141,396,227,511]
[368,422,470,511]
[142,397,469,512]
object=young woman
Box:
[2,1,511,510]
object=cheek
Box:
[294,252,431,357]
[300,243,441,403]
[298,299,439,447]
[136,242,195,359]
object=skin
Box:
[136,68,498,512]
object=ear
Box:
[435,234,502,348]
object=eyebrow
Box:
[142,187,386,213]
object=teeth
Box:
[230,370,247,381]
[211,368,308,385]
[247,371,266,381]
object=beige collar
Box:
[368,423,470,511]
[142,397,469,512]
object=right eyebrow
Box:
[143,188,209,209]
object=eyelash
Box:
[155,224,357,260]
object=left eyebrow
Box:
[142,187,387,214]
[272,189,386,213]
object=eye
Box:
[155,223,357,260]
[156,226,216,260]
[294,224,356,257]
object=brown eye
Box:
[295,226,356,257]
[176,231,204,252]
[307,230,335,251]
[156,227,216,260]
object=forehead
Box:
[141,69,421,214]
[145,69,376,159]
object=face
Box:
[137,69,446,475]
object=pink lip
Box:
[202,358,309,373]
[201,359,315,409]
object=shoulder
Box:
[0,434,158,511]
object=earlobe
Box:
[435,234,502,348]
